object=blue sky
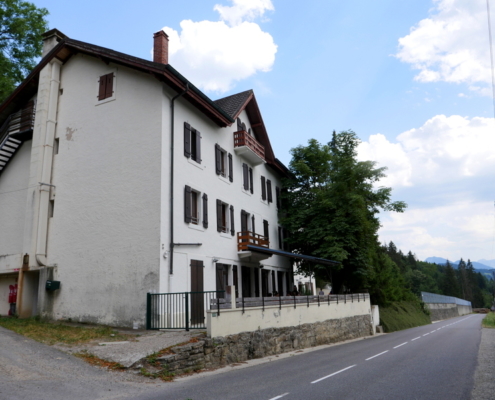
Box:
[32,0,495,262]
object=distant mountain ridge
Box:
[424,257,495,270]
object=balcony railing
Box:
[233,130,265,164]
[0,101,36,143]
[237,231,269,252]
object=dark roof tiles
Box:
[213,90,253,119]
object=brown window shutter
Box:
[105,73,114,99]
[230,205,235,236]
[216,199,222,232]
[195,129,201,163]
[237,117,242,131]
[267,180,272,203]
[242,163,248,190]
[249,168,253,194]
[98,76,106,100]
[202,193,208,229]
[261,176,266,200]
[228,153,233,182]
[184,185,192,223]
[215,144,222,175]
[276,186,281,209]
[263,220,269,240]
[184,123,191,158]
[251,215,255,234]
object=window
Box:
[185,186,208,228]
[215,144,232,181]
[216,200,234,235]
[267,179,273,203]
[98,73,114,101]
[261,176,266,200]
[263,220,269,240]
[184,122,201,164]
[242,163,254,193]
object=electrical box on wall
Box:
[45,280,60,291]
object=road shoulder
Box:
[471,327,495,400]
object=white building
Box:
[0,29,294,327]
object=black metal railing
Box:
[146,291,224,331]
[216,293,369,313]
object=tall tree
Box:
[443,260,461,298]
[0,0,48,102]
[281,132,406,297]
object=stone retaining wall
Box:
[427,303,472,322]
[148,314,372,375]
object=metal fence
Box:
[214,293,370,313]
[421,291,472,307]
[146,291,224,331]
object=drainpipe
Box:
[169,84,189,275]
[35,60,61,266]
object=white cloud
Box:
[160,0,276,93]
[359,114,495,260]
[396,0,492,92]
[359,115,495,187]
[214,0,274,26]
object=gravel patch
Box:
[471,327,495,400]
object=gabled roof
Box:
[213,89,253,119]
[0,30,288,175]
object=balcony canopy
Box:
[247,245,340,266]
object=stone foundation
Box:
[146,314,372,375]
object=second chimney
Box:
[153,30,169,64]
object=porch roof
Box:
[247,245,340,266]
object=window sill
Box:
[217,174,231,185]
[187,158,204,170]
[219,232,233,239]
[95,96,116,106]
[188,223,205,232]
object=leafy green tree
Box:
[281,132,406,298]
[0,0,48,102]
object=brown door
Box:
[262,270,269,297]
[190,260,204,325]
[277,271,284,296]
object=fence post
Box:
[185,293,189,331]
[262,296,265,312]
[318,295,320,307]
[293,294,296,309]
[242,296,245,314]
[279,295,281,310]
[146,293,152,330]
[307,295,309,307]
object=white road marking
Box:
[311,365,356,384]
[366,350,389,361]
[411,337,421,341]
[431,330,436,333]
[393,342,408,349]
[268,393,289,400]
[423,333,429,336]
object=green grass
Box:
[379,301,431,333]
[0,316,129,345]
[482,312,495,328]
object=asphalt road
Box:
[0,326,167,400]
[141,314,484,400]
[0,314,484,400]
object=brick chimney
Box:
[153,30,169,64]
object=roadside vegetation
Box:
[379,302,431,333]
[0,316,130,345]
[482,312,495,328]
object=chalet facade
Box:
[0,29,293,327]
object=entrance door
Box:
[262,270,269,297]
[277,271,285,296]
[190,260,204,326]
[241,266,251,297]
[216,264,228,298]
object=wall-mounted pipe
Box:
[169,84,189,275]
[36,60,61,266]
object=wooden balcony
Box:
[237,231,271,262]
[233,130,265,165]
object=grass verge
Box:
[0,316,129,345]
[482,312,495,328]
[380,301,431,333]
